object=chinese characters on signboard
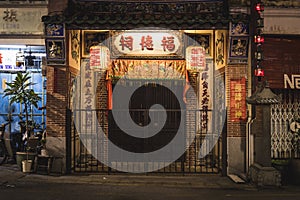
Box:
[0,8,47,34]
[186,46,206,71]
[90,45,110,70]
[200,62,212,129]
[229,22,249,64]
[45,24,66,65]
[111,31,183,58]
[230,78,247,121]
[80,60,96,130]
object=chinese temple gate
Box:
[43,0,238,174]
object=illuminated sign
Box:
[0,50,25,71]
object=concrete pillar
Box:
[254,105,272,167]
[247,82,281,187]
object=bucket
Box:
[41,149,48,156]
[22,160,33,173]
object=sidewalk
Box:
[8,163,300,191]
[1,164,255,190]
[0,164,25,186]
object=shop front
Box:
[0,2,47,135]
[261,36,300,160]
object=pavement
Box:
[0,163,298,191]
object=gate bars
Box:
[67,108,224,174]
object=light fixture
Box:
[89,43,110,70]
[254,35,264,44]
[255,68,265,77]
[255,3,264,12]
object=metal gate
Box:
[68,108,223,174]
[67,73,226,174]
[271,90,300,159]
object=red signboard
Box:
[230,77,247,122]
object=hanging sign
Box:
[90,44,110,70]
[185,46,206,71]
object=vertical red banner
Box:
[230,77,247,121]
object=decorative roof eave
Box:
[229,13,250,23]
[247,82,281,105]
[42,14,230,30]
[42,0,232,30]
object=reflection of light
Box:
[0,45,27,49]
[0,45,45,53]
[27,53,46,57]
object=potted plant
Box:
[3,72,41,171]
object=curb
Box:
[20,173,257,190]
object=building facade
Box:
[42,0,300,182]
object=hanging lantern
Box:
[90,44,110,70]
[254,35,265,44]
[185,46,206,71]
[255,3,264,12]
[255,68,265,77]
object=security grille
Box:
[271,90,300,159]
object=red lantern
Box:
[185,46,206,71]
[90,44,110,70]
[255,3,264,12]
[255,68,265,77]
[254,35,264,44]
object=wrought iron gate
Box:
[67,108,223,174]
[67,75,226,174]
